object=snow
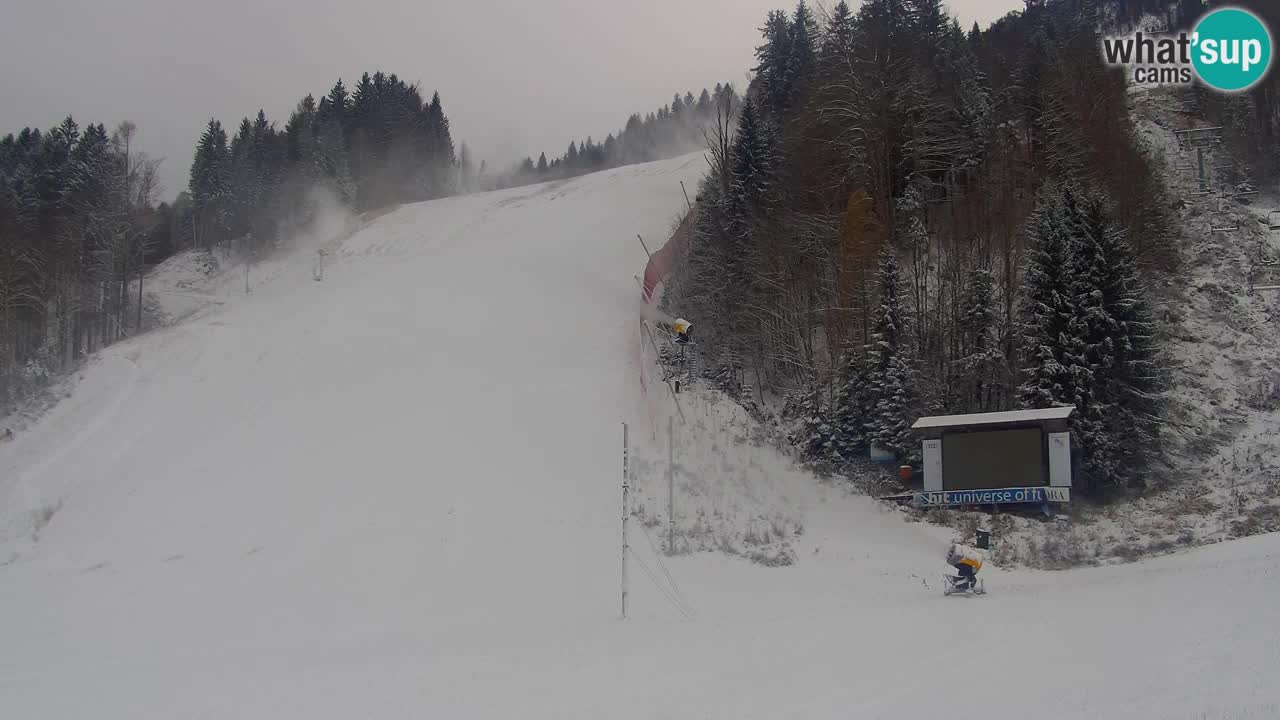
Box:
[911,406,1074,430]
[1,153,1278,718]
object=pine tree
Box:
[284,95,317,166]
[1099,222,1161,489]
[189,119,231,248]
[872,352,917,461]
[862,246,916,460]
[1019,183,1084,411]
[536,152,548,173]
[831,339,870,460]
[822,1,857,63]
[787,1,819,97]
[1067,193,1115,483]
[280,96,319,231]
[348,73,380,204]
[1019,183,1164,489]
[325,80,350,126]
[1070,192,1161,488]
[723,98,776,314]
[426,92,455,168]
[785,387,835,461]
[249,110,279,245]
[228,117,256,240]
[905,0,948,42]
[252,110,278,176]
[729,99,776,213]
[754,10,794,117]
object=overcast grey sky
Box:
[0,0,1022,199]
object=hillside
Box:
[0,154,1278,719]
[948,88,1280,568]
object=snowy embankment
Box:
[0,153,1277,719]
[1125,93,1280,544]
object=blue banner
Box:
[914,487,1070,507]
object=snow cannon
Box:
[673,318,692,345]
[943,543,986,595]
[946,543,983,572]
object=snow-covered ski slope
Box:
[1,153,1278,719]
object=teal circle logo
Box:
[1192,8,1273,92]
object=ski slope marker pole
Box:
[622,423,630,619]
[667,416,675,555]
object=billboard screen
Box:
[942,427,1046,490]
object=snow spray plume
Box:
[277,184,359,256]
[542,262,678,329]
[640,302,677,328]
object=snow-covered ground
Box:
[1,153,1277,718]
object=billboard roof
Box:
[911,406,1075,430]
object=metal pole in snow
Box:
[688,343,695,389]
[667,415,675,555]
[622,422,630,619]
[640,323,687,423]
[636,234,653,260]
[680,181,693,210]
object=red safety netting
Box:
[637,211,695,421]
[640,211,694,304]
